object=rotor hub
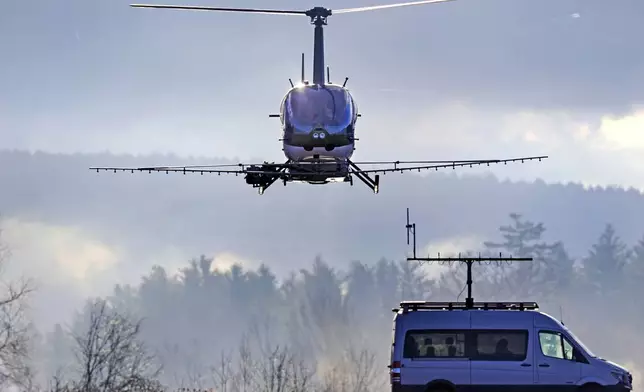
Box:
[305,7,332,25]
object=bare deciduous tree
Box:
[69,298,163,392]
[209,350,234,392]
[0,225,36,390]
[234,335,254,392]
[249,318,316,392]
[317,346,384,392]
[201,322,316,392]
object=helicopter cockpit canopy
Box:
[285,85,355,129]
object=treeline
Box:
[2,212,644,391]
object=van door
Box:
[400,329,471,389]
[535,329,582,386]
[469,312,535,390]
[469,329,536,389]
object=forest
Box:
[1,211,643,391]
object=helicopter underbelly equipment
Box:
[283,143,354,161]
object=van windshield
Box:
[564,326,596,357]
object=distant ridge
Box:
[1,149,643,270]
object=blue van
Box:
[389,301,633,392]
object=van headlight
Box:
[611,371,632,388]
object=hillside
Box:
[1,149,643,272]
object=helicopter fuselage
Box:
[279,83,358,164]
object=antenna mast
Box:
[404,208,533,309]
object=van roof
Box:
[393,301,565,330]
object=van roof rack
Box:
[395,301,539,313]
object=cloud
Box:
[155,250,261,279]
[594,108,644,151]
[2,0,643,160]
[209,251,260,272]
[0,215,274,330]
[358,102,644,191]
[422,234,487,258]
[1,218,119,285]
[0,218,123,329]
[415,234,487,280]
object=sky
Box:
[1,0,644,188]
[1,0,644,330]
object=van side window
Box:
[403,330,466,358]
[471,330,528,361]
[539,331,575,360]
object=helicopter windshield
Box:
[286,85,353,128]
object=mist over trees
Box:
[1,151,644,390]
[2,211,640,391]
[2,150,644,278]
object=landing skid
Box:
[347,158,380,194]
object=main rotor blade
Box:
[334,0,455,14]
[130,4,307,15]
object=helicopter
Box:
[90,0,548,195]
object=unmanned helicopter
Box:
[91,0,548,194]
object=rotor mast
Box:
[128,1,457,86]
[305,7,332,86]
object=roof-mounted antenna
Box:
[404,208,533,309]
[405,208,416,259]
[342,77,349,87]
[327,66,331,84]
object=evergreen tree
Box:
[482,213,574,300]
[628,236,644,284]
[373,258,401,313]
[398,259,434,301]
[298,257,347,330]
[435,250,495,302]
[484,213,551,257]
[624,236,644,327]
[344,260,382,329]
[42,323,74,383]
[582,224,630,297]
